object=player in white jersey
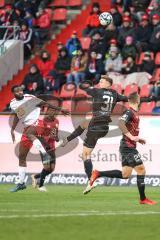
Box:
[9,85,69,192]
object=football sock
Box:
[39,169,52,187]
[84,159,93,179]
[99,170,123,178]
[137,175,146,201]
[67,126,84,142]
[33,139,46,154]
[18,166,26,184]
[34,173,41,179]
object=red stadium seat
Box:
[124,84,138,97]
[68,0,82,7]
[155,52,160,65]
[140,84,151,97]
[112,84,122,94]
[137,52,154,65]
[0,0,5,7]
[52,8,67,22]
[80,37,91,50]
[60,84,75,98]
[62,100,74,112]
[49,0,67,7]
[139,102,155,114]
[74,99,92,113]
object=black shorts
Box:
[120,147,143,168]
[84,119,109,149]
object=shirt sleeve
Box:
[85,87,97,96]
[120,110,133,123]
[116,93,128,102]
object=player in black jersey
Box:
[87,92,156,205]
[61,75,128,193]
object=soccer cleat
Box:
[139,198,157,205]
[31,175,38,188]
[38,186,47,192]
[10,183,27,192]
[83,181,97,195]
[90,170,100,186]
[59,138,68,147]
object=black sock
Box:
[39,169,52,187]
[67,126,84,142]
[84,159,93,179]
[137,175,146,201]
[34,173,41,179]
[99,170,123,178]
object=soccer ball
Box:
[99,12,113,26]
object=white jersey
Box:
[10,94,41,126]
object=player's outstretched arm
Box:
[11,114,19,143]
[117,94,128,102]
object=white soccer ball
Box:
[99,12,113,26]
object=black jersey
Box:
[85,87,127,122]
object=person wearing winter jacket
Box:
[16,21,34,59]
[66,31,82,57]
[105,47,123,73]
[37,50,53,79]
[82,2,101,37]
[22,64,44,95]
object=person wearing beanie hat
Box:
[105,46,122,73]
[150,13,160,53]
[135,14,153,51]
[122,35,137,60]
[110,5,122,27]
[66,31,82,57]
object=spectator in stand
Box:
[49,48,71,91]
[37,50,53,79]
[22,64,44,95]
[131,0,151,12]
[136,14,153,52]
[14,0,38,18]
[24,10,35,28]
[150,1,160,17]
[139,51,155,75]
[122,56,138,74]
[57,42,65,53]
[118,16,135,47]
[121,36,137,60]
[82,2,101,37]
[16,21,34,60]
[150,80,160,98]
[150,14,160,53]
[110,5,122,27]
[85,51,104,84]
[33,7,51,46]
[89,31,106,59]
[67,49,87,86]
[66,31,82,57]
[105,46,122,73]
[103,23,118,51]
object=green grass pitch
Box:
[0,185,159,240]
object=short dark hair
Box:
[101,75,113,86]
[128,92,139,103]
[11,85,20,93]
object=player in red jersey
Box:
[24,106,59,192]
[85,92,157,205]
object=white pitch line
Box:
[0,211,160,219]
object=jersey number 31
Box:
[101,96,114,112]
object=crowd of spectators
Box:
[1,0,160,113]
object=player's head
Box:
[11,85,24,100]
[46,107,57,119]
[128,92,140,106]
[99,75,113,89]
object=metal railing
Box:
[0,25,20,56]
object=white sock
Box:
[18,166,26,184]
[33,139,46,154]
